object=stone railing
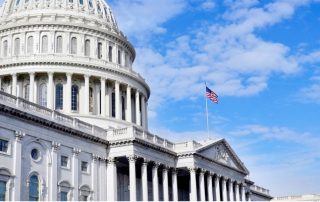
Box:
[272,195,320,201]
[0,54,145,81]
[250,185,270,195]
[107,126,175,151]
[0,91,107,140]
[174,140,203,152]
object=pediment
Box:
[196,139,248,173]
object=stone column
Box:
[128,156,137,201]
[12,131,24,201]
[100,78,106,116]
[72,148,81,201]
[107,158,117,201]
[50,141,60,201]
[91,154,99,200]
[84,75,90,115]
[189,167,198,201]
[172,169,178,201]
[115,81,120,119]
[241,184,245,201]
[163,167,169,201]
[29,72,35,102]
[126,85,132,122]
[207,173,213,201]
[135,90,141,126]
[141,160,148,201]
[152,163,159,201]
[11,73,17,96]
[66,73,72,113]
[199,170,206,201]
[229,180,234,201]
[47,72,54,109]
[235,183,240,201]
[214,175,220,202]
[141,95,146,128]
[222,178,227,201]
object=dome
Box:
[0,0,150,130]
[0,0,120,34]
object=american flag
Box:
[206,86,218,104]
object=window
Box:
[111,92,115,117]
[85,39,90,56]
[97,4,101,13]
[16,0,20,5]
[79,195,88,201]
[41,36,48,53]
[2,40,8,57]
[71,37,77,54]
[60,191,68,201]
[61,156,68,167]
[56,36,63,53]
[39,83,47,107]
[117,50,121,65]
[0,139,8,153]
[29,175,39,201]
[97,42,102,59]
[27,36,34,54]
[108,46,112,62]
[79,186,90,201]
[79,0,83,5]
[89,87,93,113]
[31,149,40,161]
[71,85,79,111]
[0,181,6,201]
[122,95,125,120]
[69,0,73,3]
[55,83,63,110]
[14,38,20,56]
[24,84,30,100]
[88,0,93,8]
[81,161,88,172]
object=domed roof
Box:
[0,0,120,33]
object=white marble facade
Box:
[0,0,272,201]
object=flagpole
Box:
[205,83,210,139]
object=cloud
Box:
[200,0,216,11]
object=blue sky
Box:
[107,0,320,196]
[1,0,319,197]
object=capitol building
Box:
[0,0,272,201]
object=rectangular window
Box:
[61,156,69,168]
[0,181,6,201]
[108,46,113,62]
[61,191,68,201]
[117,50,121,65]
[81,161,88,172]
[0,139,8,153]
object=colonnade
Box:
[106,156,248,201]
[0,72,148,128]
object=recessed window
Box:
[0,139,8,153]
[61,156,69,168]
[31,149,40,160]
[81,161,88,172]
[29,175,39,201]
[61,191,68,201]
[0,181,6,201]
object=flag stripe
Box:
[206,86,218,103]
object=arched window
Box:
[108,46,113,62]
[3,40,8,57]
[88,0,93,8]
[71,37,77,54]
[89,87,93,112]
[85,39,90,56]
[111,92,115,117]
[71,85,79,111]
[39,83,47,107]
[97,4,101,13]
[55,83,63,110]
[59,181,71,201]
[41,36,48,53]
[79,0,83,5]
[56,36,63,53]
[29,175,39,201]
[14,38,20,56]
[27,36,34,54]
[24,84,30,100]
[0,181,5,201]
[79,185,90,201]
[117,50,121,65]
[0,169,10,201]
[97,42,102,59]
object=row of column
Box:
[189,168,247,201]
[1,72,148,128]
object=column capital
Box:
[115,80,120,85]
[127,84,132,89]
[142,158,150,165]
[14,130,25,141]
[51,141,61,151]
[47,72,54,76]
[11,73,17,77]
[100,77,106,82]
[188,167,198,173]
[72,148,81,156]
[127,155,138,162]
[29,72,35,76]
[84,74,91,79]
[171,168,178,174]
[92,154,100,161]
[152,162,161,169]
[66,72,73,77]
[199,168,206,174]
[107,157,117,164]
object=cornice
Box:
[0,103,108,145]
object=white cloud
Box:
[200,0,216,11]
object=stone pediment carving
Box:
[196,139,249,173]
